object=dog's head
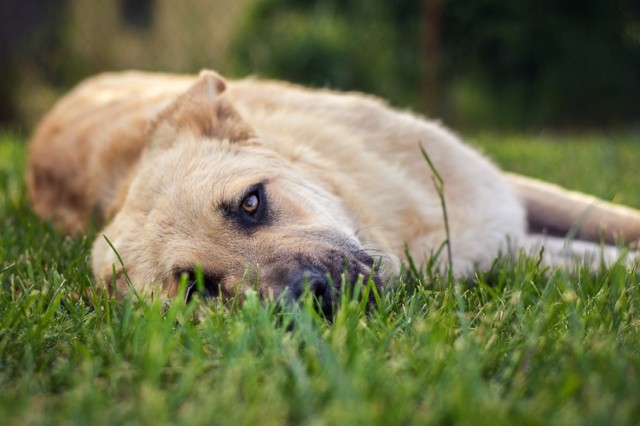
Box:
[91,71,384,311]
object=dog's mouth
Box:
[177,247,383,318]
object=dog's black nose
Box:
[289,269,334,316]
[290,270,330,298]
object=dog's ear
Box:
[148,70,254,148]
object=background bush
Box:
[227,0,425,115]
[1,0,639,131]
[227,0,640,130]
[441,0,640,129]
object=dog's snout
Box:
[288,269,335,317]
[290,270,330,300]
[308,273,330,300]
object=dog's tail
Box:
[505,172,640,246]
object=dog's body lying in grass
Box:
[27,70,640,303]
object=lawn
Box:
[1,130,639,425]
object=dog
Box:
[27,70,640,306]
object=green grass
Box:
[1,131,640,425]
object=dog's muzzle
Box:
[180,248,383,319]
[279,250,383,318]
[286,268,335,317]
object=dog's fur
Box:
[27,70,640,301]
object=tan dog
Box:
[28,70,640,304]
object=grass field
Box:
[1,130,640,425]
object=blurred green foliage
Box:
[2,0,639,131]
[443,0,640,129]
[227,0,425,112]
[227,0,640,130]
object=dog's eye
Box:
[242,193,259,215]
[220,182,269,229]
[176,268,223,302]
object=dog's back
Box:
[28,72,193,233]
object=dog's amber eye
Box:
[242,194,259,214]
